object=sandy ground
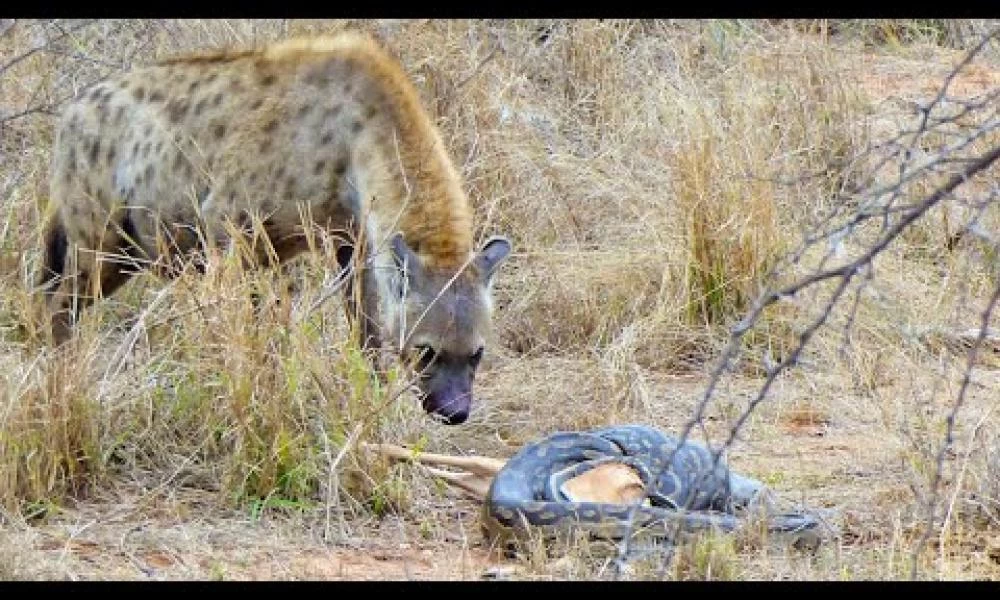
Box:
[3,358,999,580]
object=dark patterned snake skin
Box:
[482,424,821,551]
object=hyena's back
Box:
[50,34,456,265]
[41,32,475,339]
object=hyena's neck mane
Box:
[267,34,475,273]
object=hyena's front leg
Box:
[336,242,384,355]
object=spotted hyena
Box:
[37,32,512,425]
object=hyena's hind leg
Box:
[35,213,75,345]
[35,210,143,345]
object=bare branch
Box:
[0,19,94,77]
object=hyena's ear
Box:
[474,236,512,287]
[389,233,423,297]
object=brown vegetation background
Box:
[1,19,999,580]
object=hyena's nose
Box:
[439,408,469,425]
[424,382,472,425]
[426,395,470,425]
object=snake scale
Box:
[481,424,820,551]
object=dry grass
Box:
[1,18,999,580]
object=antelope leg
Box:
[363,442,507,478]
[421,466,493,501]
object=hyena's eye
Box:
[414,344,437,370]
[469,346,484,368]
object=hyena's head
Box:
[387,233,511,425]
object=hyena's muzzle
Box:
[415,356,479,425]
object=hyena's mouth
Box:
[422,394,471,426]
[430,410,469,426]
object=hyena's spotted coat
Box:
[38,32,512,424]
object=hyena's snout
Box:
[419,367,474,425]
